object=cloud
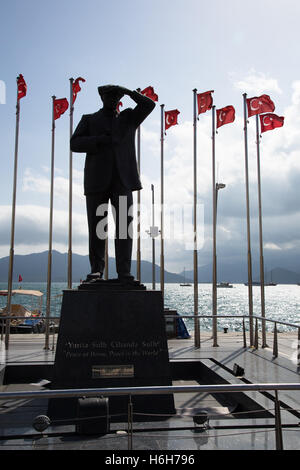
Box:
[264,243,282,251]
[0,204,88,257]
[22,168,85,205]
[231,69,282,95]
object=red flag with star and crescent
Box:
[54,98,69,120]
[116,101,123,114]
[17,74,27,100]
[72,77,85,104]
[216,105,235,128]
[141,86,158,102]
[165,109,180,130]
[197,90,213,115]
[259,113,284,133]
[246,94,275,117]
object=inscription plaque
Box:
[92,364,134,378]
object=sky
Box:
[1,0,300,277]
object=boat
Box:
[0,289,45,333]
[180,268,192,286]
[265,269,277,286]
[244,281,277,286]
[217,282,233,288]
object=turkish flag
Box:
[141,86,158,102]
[54,98,69,120]
[259,113,284,133]
[17,74,27,100]
[117,101,123,113]
[216,105,235,128]
[246,94,275,117]
[197,90,213,115]
[165,109,180,130]
[72,77,85,104]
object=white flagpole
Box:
[193,89,200,348]
[212,105,218,347]
[136,124,141,282]
[243,93,254,346]
[44,96,56,350]
[136,88,142,282]
[104,238,109,280]
[5,78,21,350]
[256,114,267,348]
[68,78,74,289]
[160,104,165,298]
[151,184,156,290]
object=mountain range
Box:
[0,250,185,283]
[0,250,300,284]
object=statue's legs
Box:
[85,192,108,275]
[85,189,133,279]
[111,190,133,279]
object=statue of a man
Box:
[70,85,155,283]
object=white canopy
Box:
[0,289,43,297]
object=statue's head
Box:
[98,85,123,110]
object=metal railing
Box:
[0,315,58,351]
[2,313,300,366]
[1,382,300,450]
[165,313,300,366]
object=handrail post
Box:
[274,390,284,450]
[127,395,133,450]
[243,317,247,348]
[297,328,300,370]
[254,318,259,349]
[262,317,268,348]
[1,323,3,341]
[273,322,278,358]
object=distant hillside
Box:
[264,267,300,284]
[0,251,187,283]
[1,251,299,284]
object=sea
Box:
[1,282,299,333]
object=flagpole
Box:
[44,96,56,350]
[136,124,141,282]
[160,104,165,299]
[151,184,156,290]
[243,93,254,346]
[193,89,200,348]
[104,238,109,279]
[68,78,74,290]
[5,79,21,350]
[256,114,267,348]
[212,105,218,347]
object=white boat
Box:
[180,268,192,286]
[217,282,233,288]
[0,289,45,333]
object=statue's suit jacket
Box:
[70,91,155,195]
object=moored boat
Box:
[0,289,45,333]
[179,267,192,286]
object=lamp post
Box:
[212,181,226,347]
[216,183,226,219]
[146,184,159,290]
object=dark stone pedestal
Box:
[48,285,175,423]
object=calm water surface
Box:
[1,282,299,333]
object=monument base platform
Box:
[48,285,175,424]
